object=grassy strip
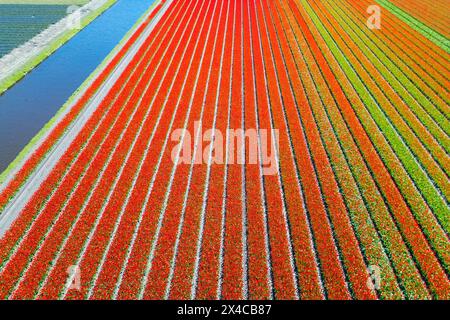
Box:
[376,0,450,53]
[0,0,158,187]
[0,0,117,95]
[298,0,450,277]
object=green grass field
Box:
[0,4,70,57]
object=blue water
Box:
[0,0,154,173]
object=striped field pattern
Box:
[0,0,449,299]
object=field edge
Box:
[0,0,118,95]
[0,0,160,191]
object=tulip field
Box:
[0,0,448,300]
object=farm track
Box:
[0,0,449,300]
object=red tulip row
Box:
[348,0,450,168]
[268,0,351,300]
[120,0,217,300]
[373,0,449,72]
[276,0,425,300]
[36,0,188,300]
[1,30,162,299]
[251,0,318,299]
[219,0,245,300]
[0,30,152,287]
[11,16,178,299]
[167,0,230,299]
[39,0,208,299]
[264,0,340,300]
[242,0,275,300]
[141,0,225,300]
[193,0,236,300]
[82,0,206,300]
[330,0,450,272]
[271,0,404,299]
[349,0,449,103]
[0,1,172,299]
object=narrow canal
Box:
[0,0,155,173]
